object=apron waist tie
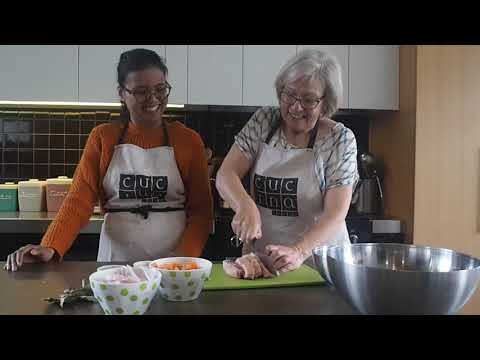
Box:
[105,205,184,219]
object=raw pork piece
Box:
[222,252,278,280]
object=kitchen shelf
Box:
[0,212,103,234]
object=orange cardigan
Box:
[40,120,214,259]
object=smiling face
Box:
[119,67,169,127]
[279,76,325,135]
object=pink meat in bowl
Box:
[89,266,161,315]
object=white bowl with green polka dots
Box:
[89,267,161,315]
[150,257,212,302]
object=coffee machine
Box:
[351,152,384,217]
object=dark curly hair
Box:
[117,48,168,124]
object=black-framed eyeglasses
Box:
[280,91,324,110]
[123,82,172,103]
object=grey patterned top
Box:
[234,106,359,192]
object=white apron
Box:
[97,121,186,262]
[250,120,350,263]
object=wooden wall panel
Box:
[369,45,417,243]
[414,45,480,258]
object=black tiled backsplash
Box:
[5,134,18,147]
[19,149,33,163]
[4,119,20,133]
[0,110,108,182]
[4,164,18,178]
[20,164,33,178]
[65,135,79,149]
[4,149,18,163]
[66,164,77,178]
[65,118,79,134]
[50,118,65,134]
[50,164,65,178]
[34,164,48,179]
[65,149,79,164]
[0,107,370,183]
[34,149,48,163]
[34,134,49,148]
[18,133,33,148]
[17,119,33,133]
[34,118,50,133]
[50,149,65,164]
[50,135,65,148]
[182,107,370,159]
[79,135,89,149]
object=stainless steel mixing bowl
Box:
[312,243,480,315]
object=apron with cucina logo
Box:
[97,121,186,262]
[250,120,350,264]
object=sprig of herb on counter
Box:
[43,279,97,308]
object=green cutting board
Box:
[203,263,325,290]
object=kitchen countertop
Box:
[0,212,104,234]
[0,261,359,315]
[2,261,480,315]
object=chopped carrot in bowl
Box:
[152,262,201,271]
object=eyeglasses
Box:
[280,91,324,110]
[123,82,172,103]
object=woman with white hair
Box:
[216,49,359,273]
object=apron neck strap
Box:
[265,120,281,144]
[265,117,320,149]
[117,119,170,146]
[162,120,170,146]
[117,121,129,145]
[307,120,320,149]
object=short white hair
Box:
[274,49,343,118]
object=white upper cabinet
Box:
[165,45,187,105]
[0,45,399,111]
[297,45,349,108]
[242,45,297,106]
[349,45,399,110]
[188,45,243,105]
[0,45,78,101]
[78,45,165,103]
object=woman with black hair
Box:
[5,48,213,270]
